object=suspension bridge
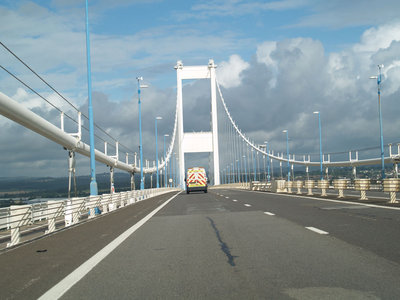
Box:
[1,50,400,299]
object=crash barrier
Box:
[0,188,177,248]
[354,179,370,200]
[271,180,286,193]
[317,180,329,197]
[333,179,348,198]
[241,182,251,189]
[245,179,400,204]
[383,178,400,203]
[286,181,294,194]
[295,180,303,195]
[304,180,315,196]
[250,181,272,192]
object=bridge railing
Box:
[240,179,400,204]
[0,187,178,249]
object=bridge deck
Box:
[0,192,176,299]
[1,189,400,299]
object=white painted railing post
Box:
[101,194,109,214]
[88,196,96,219]
[7,205,31,247]
[46,201,63,234]
[65,199,72,227]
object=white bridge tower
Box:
[175,59,220,188]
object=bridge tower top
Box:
[175,59,220,188]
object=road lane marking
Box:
[39,191,181,300]
[233,199,238,202]
[264,212,275,216]
[244,204,251,207]
[306,227,329,235]
[321,205,370,210]
[225,196,229,199]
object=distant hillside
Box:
[0,172,156,200]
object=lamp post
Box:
[136,76,148,190]
[370,64,385,179]
[282,130,290,181]
[313,111,323,180]
[155,117,162,188]
[164,134,169,187]
[84,0,98,196]
[264,141,270,183]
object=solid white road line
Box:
[264,212,275,216]
[39,192,181,300]
[306,227,329,235]
[244,204,252,207]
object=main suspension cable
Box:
[0,41,134,153]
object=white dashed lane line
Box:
[233,199,238,202]
[264,212,275,216]
[306,227,329,235]
[225,196,229,199]
[244,204,252,207]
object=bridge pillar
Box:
[175,60,220,188]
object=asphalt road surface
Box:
[1,188,400,299]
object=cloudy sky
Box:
[1,0,400,178]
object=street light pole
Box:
[155,117,162,188]
[136,76,147,190]
[313,111,323,180]
[370,64,385,179]
[283,130,290,181]
[85,0,98,196]
[164,134,169,187]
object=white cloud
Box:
[353,22,400,53]
[217,55,249,88]
[221,22,400,158]
[256,41,277,67]
[2,2,400,178]
[12,88,43,110]
[256,41,278,88]
[321,22,400,98]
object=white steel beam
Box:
[0,92,139,173]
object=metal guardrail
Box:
[0,188,177,249]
